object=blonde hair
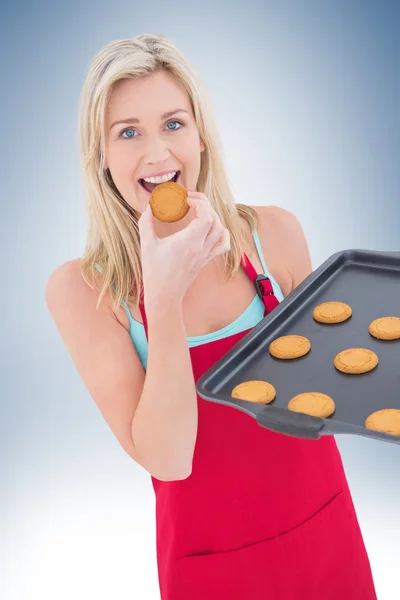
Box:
[78,33,260,310]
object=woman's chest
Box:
[115,250,291,337]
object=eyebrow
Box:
[110,109,189,129]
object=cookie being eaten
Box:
[149,181,189,223]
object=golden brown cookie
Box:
[149,181,189,222]
[231,380,276,404]
[368,316,400,340]
[365,409,400,436]
[334,348,378,374]
[288,392,335,418]
[313,301,352,324]
[269,335,311,360]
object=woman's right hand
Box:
[138,191,230,312]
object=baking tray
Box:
[196,250,400,446]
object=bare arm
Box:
[46,194,229,482]
[45,261,195,481]
[132,301,197,480]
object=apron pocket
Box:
[175,490,375,600]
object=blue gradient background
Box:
[2,1,399,598]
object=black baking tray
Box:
[196,249,400,446]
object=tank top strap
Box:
[251,229,269,275]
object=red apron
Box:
[139,253,376,600]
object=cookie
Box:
[231,380,276,404]
[288,392,335,418]
[365,409,400,437]
[269,335,311,360]
[149,181,189,222]
[368,316,400,340]
[313,301,352,324]
[334,348,378,374]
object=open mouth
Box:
[139,171,180,194]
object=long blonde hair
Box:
[78,33,260,310]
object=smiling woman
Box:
[103,70,206,228]
[139,168,180,194]
[46,33,377,600]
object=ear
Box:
[200,138,206,152]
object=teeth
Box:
[143,171,177,184]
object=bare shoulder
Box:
[45,258,146,465]
[45,258,113,318]
[46,257,101,300]
[250,205,313,292]
[252,205,303,237]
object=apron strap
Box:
[241,252,280,315]
[138,252,279,330]
[139,292,148,336]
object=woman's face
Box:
[104,69,205,214]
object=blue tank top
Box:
[94,230,284,369]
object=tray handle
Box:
[256,406,325,439]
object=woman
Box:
[46,33,376,599]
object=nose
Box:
[143,134,170,164]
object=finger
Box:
[188,192,225,252]
[187,190,207,200]
[138,204,157,244]
[186,193,207,211]
[184,196,213,238]
[208,229,231,261]
[207,228,231,261]
[203,212,225,253]
[186,191,210,213]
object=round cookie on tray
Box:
[269,335,311,360]
[334,348,378,374]
[368,316,400,340]
[288,392,336,418]
[231,380,276,404]
[313,301,352,324]
[365,409,400,437]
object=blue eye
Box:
[121,128,136,139]
[119,120,183,139]
[166,120,182,131]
